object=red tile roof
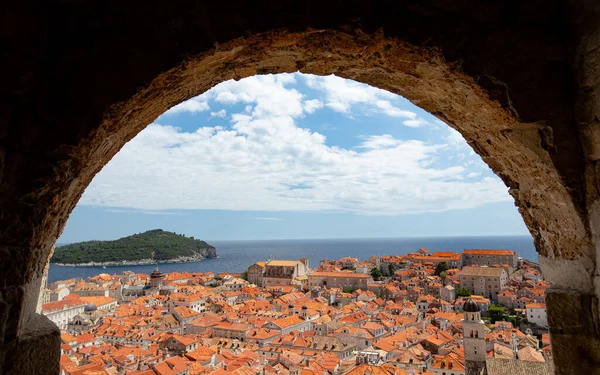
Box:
[464,249,515,256]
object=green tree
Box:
[371,267,383,281]
[456,287,472,297]
[342,288,356,293]
[434,262,448,276]
[488,304,506,323]
[439,271,447,285]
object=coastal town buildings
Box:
[458,266,508,302]
[409,251,464,269]
[71,283,110,297]
[526,303,548,329]
[308,272,374,290]
[247,261,265,286]
[46,248,550,375]
[260,259,309,287]
[463,249,518,269]
[42,297,86,330]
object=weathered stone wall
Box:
[542,2,600,374]
[0,1,598,373]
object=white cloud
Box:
[303,99,323,114]
[357,135,404,149]
[103,209,181,215]
[80,74,511,216]
[211,74,304,119]
[215,91,238,103]
[251,217,285,221]
[165,98,209,114]
[210,109,227,118]
[403,118,432,128]
[445,127,468,148]
[304,75,417,121]
[374,100,417,119]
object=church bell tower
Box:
[150,264,163,289]
[462,297,486,375]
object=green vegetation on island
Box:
[51,229,217,265]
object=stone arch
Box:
[52,29,590,264]
[2,2,600,374]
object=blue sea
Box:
[47,235,537,283]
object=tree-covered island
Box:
[51,229,217,266]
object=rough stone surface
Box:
[0,1,599,374]
[547,289,600,374]
[1,314,60,375]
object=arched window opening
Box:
[40,71,544,373]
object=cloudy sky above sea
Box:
[59,73,528,242]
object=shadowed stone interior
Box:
[1,1,599,374]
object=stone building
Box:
[150,265,164,289]
[212,322,251,341]
[308,272,374,290]
[41,299,86,331]
[167,294,206,313]
[223,277,250,291]
[526,303,548,329]
[121,285,149,301]
[440,285,456,303]
[459,267,508,302]
[262,259,309,287]
[263,314,311,335]
[247,261,266,286]
[159,335,199,355]
[497,290,517,308]
[71,284,109,297]
[339,257,359,269]
[410,252,464,269]
[463,250,518,269]
[79,296,118,311]
[49,287,70,302]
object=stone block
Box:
[546,289,591,333]
[547,289,600,374]
[1,314,59,375]
[550,332,600,375]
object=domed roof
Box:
[84,303,97,312]
[151,264,163,278]
[464,297,480,312]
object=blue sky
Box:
[58,73,529,243]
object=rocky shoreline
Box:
[52,254,215,267]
